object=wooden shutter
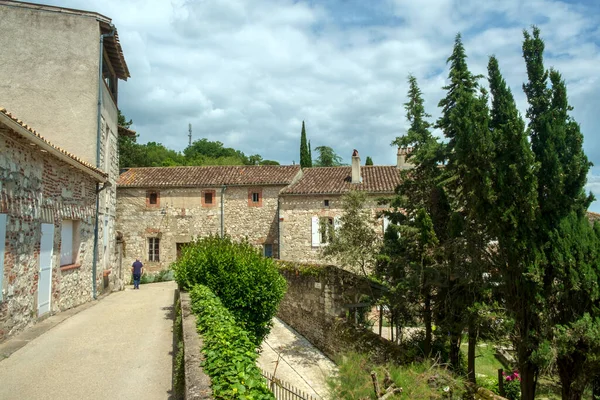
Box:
[311,216,320,246]
[383,216,390,235]
[60,220,73,265]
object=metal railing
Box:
[262,369,319,400]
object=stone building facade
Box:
[278,152,399,263]
[116,166,302,271]
[0,1,131,296]
[116,152,402,269]
[0,109,108,340]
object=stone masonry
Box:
[117,184,290,272]
[0,125,102,340]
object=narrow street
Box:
[0,281,176,400]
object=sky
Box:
[31,0,600,212]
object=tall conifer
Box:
[300,121,310,168]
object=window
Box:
[60,219,80,266]
[202,190,216,207]
[324,199,330,207]
[263,244,273,258]
[147,191,160,207]
[0,214,6,301]
[312,216,340,247]
[148,238,160,262]
[248,188,263,207]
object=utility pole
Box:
[188,123,192,146]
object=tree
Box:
[365,156,373,165]
[321,190,381,277]
[380,75,448,357]
[435,34,493,379]
[486,54,541,399]
[314,146,343,167]
[308,140,313,167]
[117,110,145,169]
[300,121,310,168]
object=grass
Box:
[328,352,466,399]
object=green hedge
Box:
[172,235,287,345]
[190,285,274,400]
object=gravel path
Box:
[0,281,177,400]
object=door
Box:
[38,223,54,316]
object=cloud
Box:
[27,0,600,211]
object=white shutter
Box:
[334,216,341,232]
[0,214,7,301]
[383,216,390,235]
[311,216,320,246]
[60,220,73,265]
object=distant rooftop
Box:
[117,165,302,188]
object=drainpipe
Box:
[92,25,116,300]
[220,186,227,238]
[277,196,281,259]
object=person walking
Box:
[131,259,144,289]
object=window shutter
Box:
[311,216,320,246]
[383,216,390,235]
[60,220,73,265]
[334,216,341,231]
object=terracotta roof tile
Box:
[117,165,302,187]
[281,166,400,195]
[0,107,108,179]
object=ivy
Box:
[190,285,275,400]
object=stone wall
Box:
[276,263,406,364]
[0,126,102,340]
[278,195,389,263]
[116,185,285,272]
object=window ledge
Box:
[60,263,81,272]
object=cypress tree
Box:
[299,121,309,168]
[521,27,597,400]
[365,156,373,165]
[435,34,493,379]
[308,139,312,167]
[488,54,540,400]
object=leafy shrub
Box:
[502,371,521,400]
[172,235,287,345]
[130,269,174,285]
[190,285,274,399]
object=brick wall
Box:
[0,126,100,340]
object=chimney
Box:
[396,147,412,170]
[351,149,361,183]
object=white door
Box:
[38,223,54,316]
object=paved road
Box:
[258,318,337,400]
[0,281,177,400]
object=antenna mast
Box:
[188,123,192,146]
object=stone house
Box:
[0,2,130,339]
[116,166,302,271]
[278,151,401,263]
[115,150,405,269]
[0,109,109,340]
[0,0,130,289]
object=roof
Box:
[0,108,108,181]
[281,166,401,195]
[588,211,600,223]
[117,165,303,188]
[0,1,129,80]
[118,125,136,137]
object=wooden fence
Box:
[262,369,320,400]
